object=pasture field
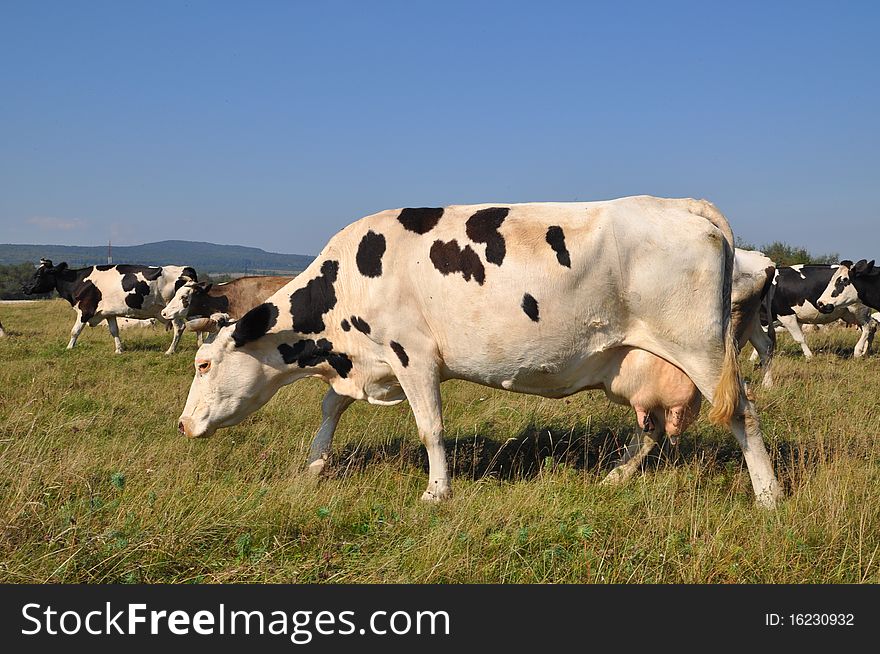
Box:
[1,300,879,583]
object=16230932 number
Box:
[790,614,854,626]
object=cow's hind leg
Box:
[67,313,86,349]
[666,349,780,509]
[748,318,775,388]
[730,396,780,508]
[306,388,355,475]
[851,316,876,358]
[106,316,124,354]
[602,409,662,485]
[164,318,186,355]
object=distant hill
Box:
[0,240,314,275]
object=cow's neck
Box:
[855,278,880,312]
[55,267,90,306]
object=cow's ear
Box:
[864,260,878,276]
[194,281,212,292]
[55,262,68,272]
[851,259,870,276]
[840,259,853,268]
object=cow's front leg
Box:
[106,316,124,353]
[396,365,450,502]
[777,314,813,358]
[853,319,876,358]
[164,318,185,355]
[307,388,355,475]
[67,313,86,349]
[602,409,661,485]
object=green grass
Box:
[1,300,879,583]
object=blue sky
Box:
[1,1,878,258]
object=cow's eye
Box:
[196,360,211,373]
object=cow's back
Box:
[310,195,731,394]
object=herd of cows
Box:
[3,195,880,509]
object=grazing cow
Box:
[160,276,294,341]
[768,264,876,358]
[816,259,880,314]
[26,259,197,354]
[177,196,780,508]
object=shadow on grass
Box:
[325,422,823,487]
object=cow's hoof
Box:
[420,485,451,502]
[114,349,124,355]
[600,466,630,486]
[306,459,327,476]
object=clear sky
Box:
[1,1,878,258]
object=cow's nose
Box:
[817,302,834,314]
[178,420,187,435]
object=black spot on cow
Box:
[429,240,486,285]
[74,280,102,323]
[96,264,114,271]
[466,207,508,266]
[120,273,139,292]
[232,302,279,347]
[771,266,837,317]
[397,207,444,234]
[142,267,164,281]
[350,316,371,334]
[831,275,851,298]
[341,319,351,332]
[545,226,571,268]
[181,266,197,281]
[124,281,150,309]
[356,231,386,278]
[120,272,151,309]
[290,260,339,334]
[278,338,353,378]
[522,293,539,322]
[390,341,409,368]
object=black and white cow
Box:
[766,264,876,358]
[177,196,780,508]
[27,259,198,354]
[816,259,880,315]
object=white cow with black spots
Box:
[177,196,780,508]
[27,259,198,354]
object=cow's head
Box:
[161,281,211,321]
[26,259,66,295]
[177,318,291,438]
[816,260,876,314]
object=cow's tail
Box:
[688,199,741,426]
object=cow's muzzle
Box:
[178,416,215,439]
[816,301,835,314]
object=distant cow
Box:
[160,276,294,340]
[816,259,880,315]
[768,264,876,358]
[0,318,6,337]
[26,259,197,354]
[176,196,780,508]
